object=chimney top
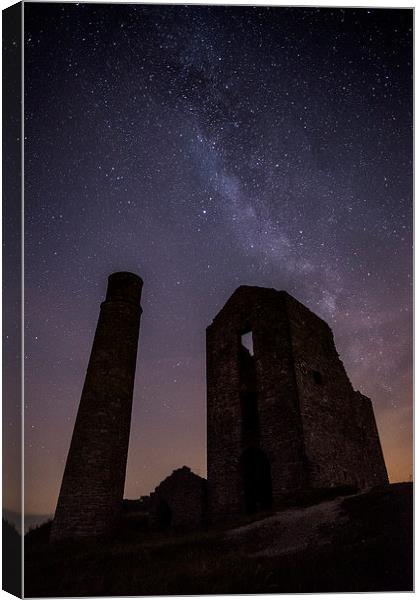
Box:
[105,272,143,306]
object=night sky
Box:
[19,3,412,516]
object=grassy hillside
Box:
[24,483,412,596]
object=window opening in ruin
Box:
[239,448,272,514]
[312,370,323,385]
[241,330,254,356]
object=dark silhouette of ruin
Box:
[206,286,388,521]
[50,276,388,541]
[50,272,143,542]
[149,466,207,531]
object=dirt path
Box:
[226,496,349,557]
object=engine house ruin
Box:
[206,286,388,521]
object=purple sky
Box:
[11,4,412,515]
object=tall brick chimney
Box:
[50,272,143,542]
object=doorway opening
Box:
[239,448,273,514]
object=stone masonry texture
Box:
[50,272,143,542]
[149,466,207,530]
[206,286,388,522]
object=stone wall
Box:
[207,286,388,522]
[284,293,388,489]
[207,287,307,522]
[149,467,206,530]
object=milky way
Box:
[16,4,412,515]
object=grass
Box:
[24,482,413,597]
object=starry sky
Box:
[18,3,412,516]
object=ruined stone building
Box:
[51,276,389,540]
[206,286,388,521]
[149,466,207,530]
[50,272,143,542]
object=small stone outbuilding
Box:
[149,466,207,530]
